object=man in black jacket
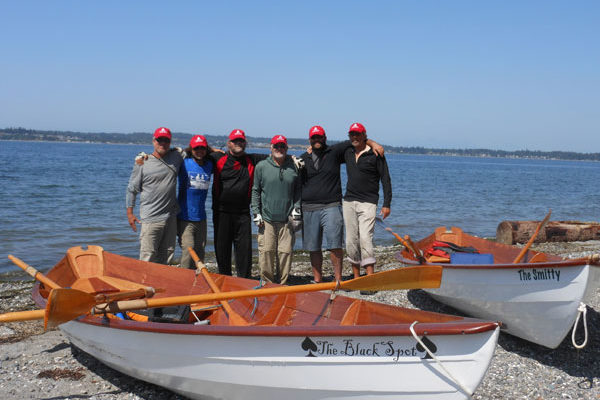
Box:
[300,125,383,283]
[343,122,392,281]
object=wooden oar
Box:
[0,288,97,329]
[188,247,249,326]
[94,288,162,303]
[404,235,424,262]
[375,218,426,263]
[513,209,551,264]
[8,255,60,289]
[94,264,442,316]
[0,265,443,327]
[0,309,46,323]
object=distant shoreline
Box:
[1,137,598,162]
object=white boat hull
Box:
[425,263,599,348]
[60,321,499,400]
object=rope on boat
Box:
[190,304,223,325]
[571,302,589,349]
[249,280,265,318]
[409,321,472,399]
[330,280,341,302]
[323,280,341,319]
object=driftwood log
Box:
[496,221,600,244]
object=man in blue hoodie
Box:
[177,134,213,269]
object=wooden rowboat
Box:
[398,226,600,349]
[26,246,499,399]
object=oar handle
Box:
[384,229,425,264]
[8,255,60,290]
[513,209,551,264]
[403,235,427,264]
[0,309,46,323]
[94,287,160,303]
[375,218,425,264]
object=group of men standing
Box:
[126,123,392,287]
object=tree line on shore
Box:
[1,126,598,161]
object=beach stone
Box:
[0,326,14,337]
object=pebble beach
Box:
[0,241,599,400]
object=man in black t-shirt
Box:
[342,122,392,281]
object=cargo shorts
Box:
[301,205,344,251]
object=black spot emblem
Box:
[301,337,318,357]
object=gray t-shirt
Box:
[126,150,184,223]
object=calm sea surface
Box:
[1,141,599,273]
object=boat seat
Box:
[66,246,155,296]
[528,253,548,263]
[434,226,464,246]
[71,275,153,295]
[67,245,105,278]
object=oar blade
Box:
[341,266,442,291]
[45,288,96,329]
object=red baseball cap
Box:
[309,125,325,138]
[153,127,172,139]
[190,135,208,148]
[228,129,246,141]
[271,135,288,146]
[348,122,366,134]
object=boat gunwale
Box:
[64,315,500,337]
[398,252,598,270]
[31,283,499,337]
[422,259,595,270]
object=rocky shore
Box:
[0,241,599,399]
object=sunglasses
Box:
[231,139,246,145]
[273,144,287,150]
[155,137,171,144]
[192,146,207,151]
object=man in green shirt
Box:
[251,135,301,284]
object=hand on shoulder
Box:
[134,152,148,165]
[369,140,385,157]
[291,155,305,170]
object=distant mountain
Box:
[1,127,599,161]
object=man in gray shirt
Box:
[126,127,184,264]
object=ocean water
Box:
[1,140,599,273]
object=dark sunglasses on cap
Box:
[155,137,171,144]
[231,138,246,145]
[273,143,287,150]
[192,146,207,151]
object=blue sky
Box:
[1,1,598,152]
